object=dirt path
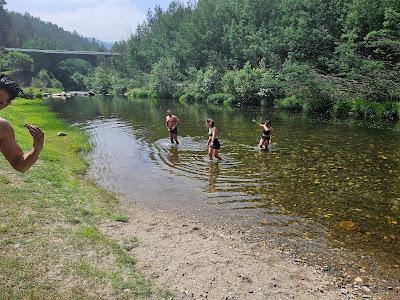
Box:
[99,202,356,300]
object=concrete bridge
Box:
[5,48,120,71]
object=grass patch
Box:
[0,98,169,299]
[111,214,129,223]
[123,237,140,251]
[75,225,102,240]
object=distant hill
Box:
[1,10,106,51]
[90,38,113,50]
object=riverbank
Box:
[127,87,400,124]
[101,202,346,300]
[1,99,398,299]
[0,99,170,299]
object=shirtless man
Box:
[166,110,180,144]
[0,75,44,172]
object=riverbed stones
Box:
[354,276,363,283]
[338,220,357,231]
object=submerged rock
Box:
[57,132,67,137]
[338,220,357,231]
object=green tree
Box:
[0,0,11,45]
[149,57,183,98]
[7,52,34,72]
[31,69,63,90]
[364,7,400,62]
[0,50,34,74]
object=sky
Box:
[6,0,174,42]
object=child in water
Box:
[252,119,272,149]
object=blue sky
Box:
[6,0,175,42]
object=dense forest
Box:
[1,0,400,120]
[112,0,399,119]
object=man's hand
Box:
[26,124,44,152]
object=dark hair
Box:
[0,75,21,101]
[265,120,271,126]
[206,118,215,127]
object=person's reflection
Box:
[208,162,220,192]
[167,146,179,166]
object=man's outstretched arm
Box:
[0,120,44,172]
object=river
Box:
[47,95,400,286]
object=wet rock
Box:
[338,220,357,231]
[57,132,67,136]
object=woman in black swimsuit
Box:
[253,119,272,149]
[206,118,222,160]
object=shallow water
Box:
[48,96,400,281]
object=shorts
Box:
[209,139,221,150]
[262,135,270,141]
[169,127,178,135]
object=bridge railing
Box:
[4,48,120,56]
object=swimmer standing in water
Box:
[252,119,273,149]
[206,118,222,161]
[166,110,180,144]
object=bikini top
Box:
[263,128,270,136]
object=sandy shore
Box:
[99,201,364,300]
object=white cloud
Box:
[7,0,146,42]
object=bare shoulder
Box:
[0,117,12,130]
[0,118,14,137]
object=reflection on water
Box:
[47,96,400,282]
[208,163,220,193]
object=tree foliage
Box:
[31,69,63,90]
[120,0,399,112]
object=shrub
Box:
[127,88,153,98]
[350,99,388,119]
[149,57,183,98]
[206,93,233,105]
[282,61,335,113]
[333,100,352,117]
[44,87,64,94]
[350,99,368,118]
[179,93,196,103]
[31,69,63,90]
[222,63,264,106]
[381,102,400,121]
[275,96,304,111]
[303,98,333,114]
[21,87,43,99]
[193,66,222,96]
